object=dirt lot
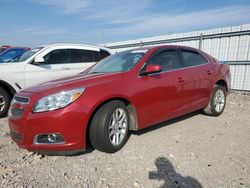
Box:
[0,92,250,188]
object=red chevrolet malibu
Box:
[8,45,231,154]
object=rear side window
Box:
[181,50,208,67]
[70,49,93,63]
[93,51,102,62]
[149,50,179,72]
[44,49,70,64]
[100,49,110,59]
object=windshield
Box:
[18,47,44,62]
[88,50,147,73]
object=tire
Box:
[0,86,11,118]
[203,84,226,116]
[89,100,129,153]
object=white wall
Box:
[105,24,250,91]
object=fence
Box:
[105,24,250,91]
[229,62,250,91]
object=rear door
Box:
[179,49,214,111]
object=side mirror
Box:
[33,57,45,65]
[142,64,162,75]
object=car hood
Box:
[0,62,25,67]
[0,62,26,73]
[22,72,123,96]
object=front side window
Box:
[148,50,179,72]
[44,49,70,64]
[70,49,93,63]
[181,50,208,67]
[89,50,147,73]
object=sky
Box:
[1,0,250,47]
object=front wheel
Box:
[0,87,11,118]
[203,85,226,116]
[89,100,129,153]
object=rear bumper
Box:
[8,101,90,152]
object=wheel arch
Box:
[86,97,138,146]
[215,79,228,91]
[0,80,17,99]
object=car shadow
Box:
[59,110,201,156]
[34,147,95,156]
[133,110,201,136]
[149,157,203,188]
[35,111,201,156]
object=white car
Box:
[0,43,113,117]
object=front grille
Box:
[10,131,23,142]
[9,95,30,118]
[10,108,24,118]
[14,96,29,104]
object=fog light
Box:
[48,134,57,143]
[34,133,65,144]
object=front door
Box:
[134,49,187,128]
[24,49,72,88]
[24,49,97,88]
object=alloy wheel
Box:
[213,89,225,113]
[109,108,128,146]
[0,95,6,112]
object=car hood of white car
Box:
[0,62,26,73]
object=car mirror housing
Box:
[34,57,45,64]
[142,64,162,75]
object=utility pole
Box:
[101,30,104,46]
[199,33,203,50]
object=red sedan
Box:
[8,45,231,154]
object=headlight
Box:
[33,88,85,113]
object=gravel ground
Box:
[0,92,250,188]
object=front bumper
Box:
[8,92,90,152]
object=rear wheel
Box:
[203,85,226,116]
[0,87,11,118]
[89,100,129,153]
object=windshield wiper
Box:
[89,71,107,74]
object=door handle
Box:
[177,77,185,82]
[207,70,213,75]
[62,67,71,70]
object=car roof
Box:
[37,43,113,53]
[122,45,203,53]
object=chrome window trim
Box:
[138,47,211,77]
[138,59,210,77]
